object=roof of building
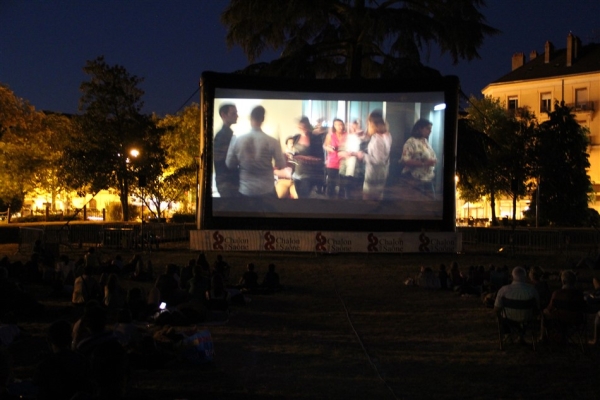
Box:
[489,42,600,86]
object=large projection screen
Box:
[199,72,459,232]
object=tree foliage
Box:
[222,0,499,79]
[63,56,164,221]
[527,102,591,226]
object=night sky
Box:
[1,0,599,116]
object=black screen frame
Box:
[198,71,459,232]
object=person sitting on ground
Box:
[123,254,142,276]
[237,263,259,291]
[179,259,195,290]
[72,266,101,306]
[417,266,440,289]
[584,276,600,311]
[529,266,551,310]
[84,247,102,274]
[438,264,449,290]
[112,309,141,349]
[541,270,587,340]
[103,273,126,317]
[262,263,281,291]
[494,267,540,343]
[213,254,231,283]
[449,261,464,291]
[34,320,91,400]
[187,264,210,303]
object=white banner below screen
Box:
[190,230,462,253]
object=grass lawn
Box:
[2,244,600,399]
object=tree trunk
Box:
[490,191,497,226]
[512,192,518,228]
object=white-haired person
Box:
[494,266,540,343]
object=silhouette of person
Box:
[214,103,239,197]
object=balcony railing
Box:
[565,101,595,112]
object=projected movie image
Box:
[211,88,447,221]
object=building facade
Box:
[470,33,600,221]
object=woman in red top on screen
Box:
[323,118,348,198]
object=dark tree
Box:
[221,0,499,79]
[63,56,164,221]
[528,101,592,226]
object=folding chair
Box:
[540,300,587,353]
[496,296,538,351]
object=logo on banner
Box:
[367,233,379,252]
[419,232,430,252]
[212,231,225,250]
[315,232,327,251]
[264,231,276,250]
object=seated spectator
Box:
[125,286,148,321]
[449,261,464,291]
[213,254,231,283]
[55,254,76,288]
[187,264,210,303]
[529,266,551,310]
[179,259,196,290]
[438,264,449,290]
[131,258,152,282]
[541,270,587,338]
[123,254,142,276]
[494,267,540,343]
[584,276,600,310]
[72,300,103,350]
[237,263,259,291]
[103,273,126,319]
[112,309,140,348]
[262,263,281,291]
[589,310,600,346]
[34,320,91,400]
[489,265,509,292]
[197,252,210,272]
[75,304,120,358]
[72,266,101,306]
[0,266,43,320]
[84,247,102,274]
[417,266,440,289]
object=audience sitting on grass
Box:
[584,276,600,311]
[84,247,102,273]
[489,265,510,292]
[112,309,141,348]
[125,286,149,321]
[213,254,231,283]
[0,266,44,320]
[130,258,153,282]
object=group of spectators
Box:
[0,247,283,399]
[409,260,598,346]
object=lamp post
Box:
[130,149,144,250]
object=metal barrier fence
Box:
[18,223,195,252]
[457,227,600,257]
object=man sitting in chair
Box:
[494,267,540,343]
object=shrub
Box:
[171,213,195,223]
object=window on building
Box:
[508,96,518,112]
[575,88,589,110]
[540,92,552,113]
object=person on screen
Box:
[226,105,287,198]
[354,111,392,201]
[214,103,239,197]
[291,116,325,198]
[339,119,368,199]
[400,118,437,199]
[274,136,298,199]
[323,118,348,198]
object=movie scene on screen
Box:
[201,72,458,232]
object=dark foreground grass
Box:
[3,244,600,399]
